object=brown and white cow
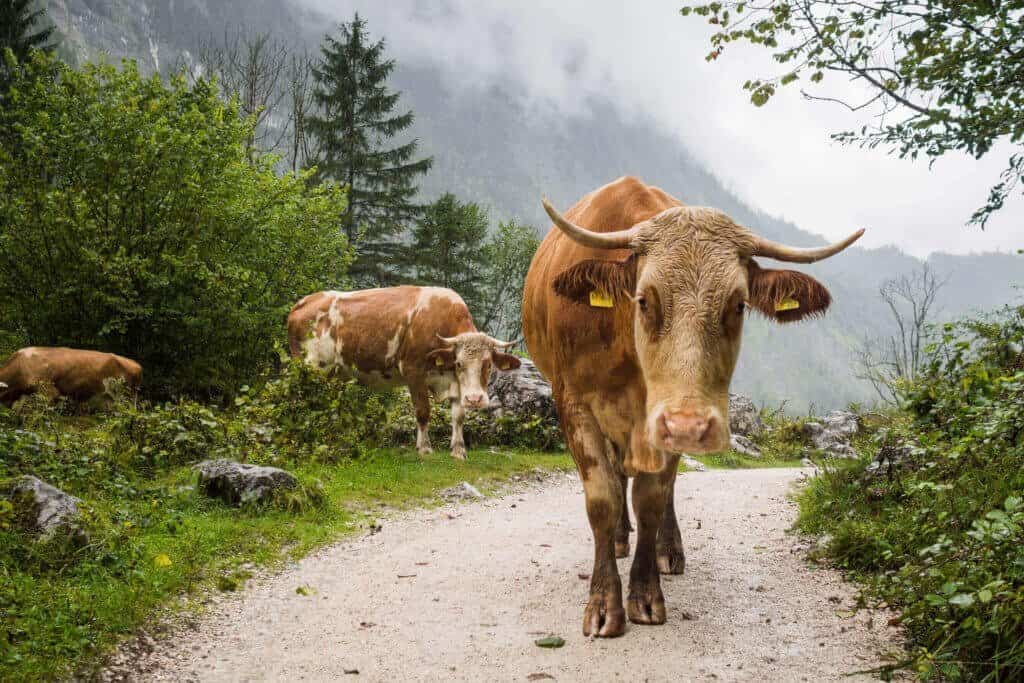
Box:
[287,286,521,459]
[522,176,862,637]
[0,347,143,406]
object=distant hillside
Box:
[47,0,1024,409]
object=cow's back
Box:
[0,347,141,401]
[288,287,476,379]
[523,177,681,393]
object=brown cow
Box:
[522,176,862,637]
[287,286,521,459]
[0,347,143,406]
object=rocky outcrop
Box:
[802,411,860,459]
[194,459,296,505]
[729,394,764,437]
[487,357,556,421]
[6,476,86,540]
[865,439,916,479]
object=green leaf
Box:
[534,636,566,649]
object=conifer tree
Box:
[309,14,432,286]
[0,0,56,96]
[410,193,489,313]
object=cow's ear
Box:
[552,256,637,305]
[492,351,521,372]
[426,348,456,370]
[747,259,831,323]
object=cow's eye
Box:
[636,295,647,312]
[455,361,463,371]
[737,301,746,315]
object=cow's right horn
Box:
[487,337,517,349]
[436,334,458,346]
[542,198,639,250]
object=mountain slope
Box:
[49,0,1024,409]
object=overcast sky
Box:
[300,0,1024,257]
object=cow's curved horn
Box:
[487,337,517,349]
[436,334,458,346]
[542,198,639,250]
[751,229,865,264]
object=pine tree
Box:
[0,0,56,96]
[309,14,432,286]
[410,193,489,313]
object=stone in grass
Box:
[194,459,296,505]
[6,475,87,541]
[729,433,762,458]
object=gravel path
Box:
[129,468,901,682]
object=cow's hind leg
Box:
[627,454,678,625]
[561,398,626,638]
[657,469,686,574]
[410,385,433,456]
[449,399,467,460]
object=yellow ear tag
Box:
[775,297,800,312]
[435,357,444,366]
[589,290,614,308]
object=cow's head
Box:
[544,199,862,454]
[427,333,522,410]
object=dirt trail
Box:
[132,468,901,682]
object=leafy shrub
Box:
[0,52,350,398]
[797,305,1024,681]
[387,399,564,451]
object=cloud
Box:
[298,0,1024,257]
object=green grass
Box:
[1,447,571,682]
[688,450,803,470]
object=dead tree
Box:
[854,264,946,404]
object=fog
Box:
[298,0,1023,257]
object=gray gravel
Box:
[129,468,903,682]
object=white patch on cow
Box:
[412,286,462,316]
[21,347,37,358]
[398,360,405,376]
[0,382,8,390]
[327,298,344,328]
[385,327,403,364]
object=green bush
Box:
[797,305,1024,681]
[0,52,350,398]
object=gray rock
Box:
[441,480,485,501]
[865,440,916,479]
[728,394,764,437]
[488,357,556,421]
[7,476,85,539]
[802,410,860,459]
[682,455,707,472]
[729,433,762,458]
[194,459,296,505]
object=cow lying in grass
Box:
[287,286,521,459]
[0,347,142,407]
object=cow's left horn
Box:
[751,229,865,264]
[542,198,640,250]
[436,334,458,346]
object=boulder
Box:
[488,357,556,421]
[802,410,860,459]
[194,459,296,505]
[864,440,916,479]
[7,476,85,539]
[730,433,762,458]
[728,394,763,437]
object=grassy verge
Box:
[2,445,570,681]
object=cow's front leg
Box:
[615,472,631,558]
[449,398,467,460]
[411,385,433,456]
[657,468,686,574]
[561,399,625,638]
[627,453,678,625]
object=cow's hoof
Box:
[627,584,666,625]
[582,593,626,638]
[614,539,630,558]
[656,547,686,575]
[450,447,467,461]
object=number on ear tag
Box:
[589,290,613,308]
[775,297,800,312]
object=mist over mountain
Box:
[48,0,1023,410]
